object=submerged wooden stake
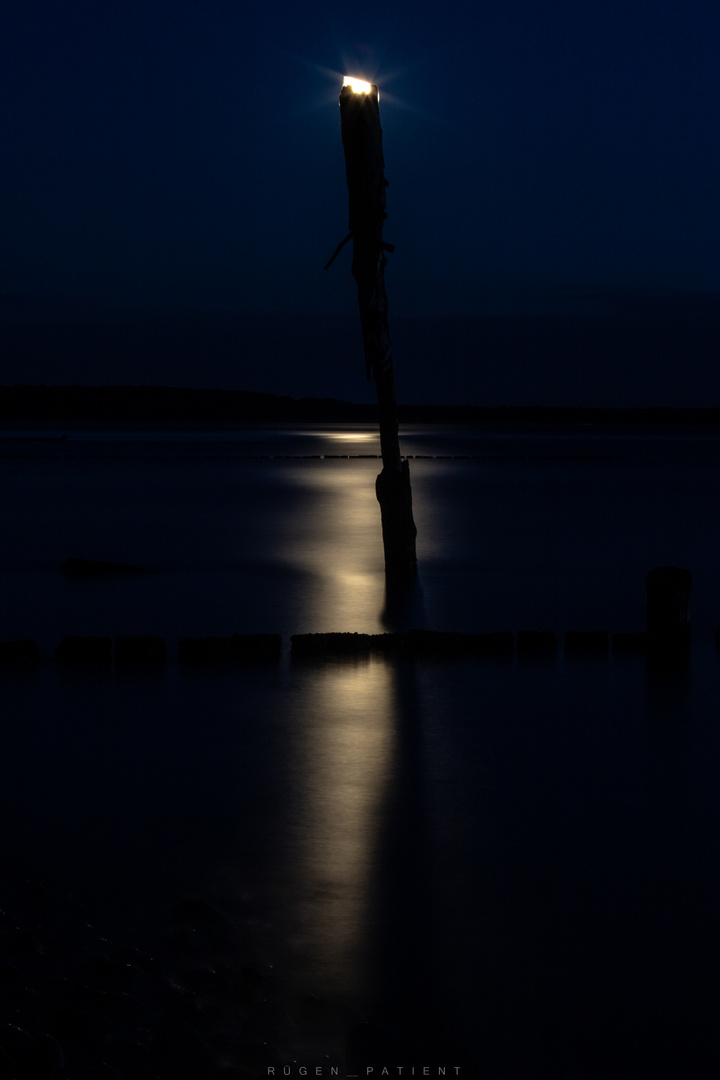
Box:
[338,81,417,579]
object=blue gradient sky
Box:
[2,0,719,402]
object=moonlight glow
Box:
[343,75,376,98]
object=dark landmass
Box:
[3,384,720,428]
[2,293,720,407]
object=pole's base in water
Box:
[376,460,418,580]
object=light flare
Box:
[343,75,377,98]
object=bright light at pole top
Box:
[342,76,378,99]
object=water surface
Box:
[1,423,720,1074]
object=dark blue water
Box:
[2,423,720,1075]
[3,423,720,643]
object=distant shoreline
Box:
[2,385,720,429]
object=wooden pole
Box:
[339,81,417,579]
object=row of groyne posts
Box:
[0,567,702,670]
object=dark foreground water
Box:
[2,424,720,1076]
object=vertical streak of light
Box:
[286,657,395,992]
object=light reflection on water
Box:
[274,461,387,633]
[315,431,378,444]
[5,428,720,1068]
[5,424,720,642]
[2,613,720,1068]
[284,658,395,990]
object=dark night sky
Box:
[2,0,719,404]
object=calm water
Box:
[2,423,720,1075]
[3,422,720,643]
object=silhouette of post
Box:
[338,80,417,579]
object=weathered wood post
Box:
[337,78,417,579]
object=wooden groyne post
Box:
[335,77,417,579]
